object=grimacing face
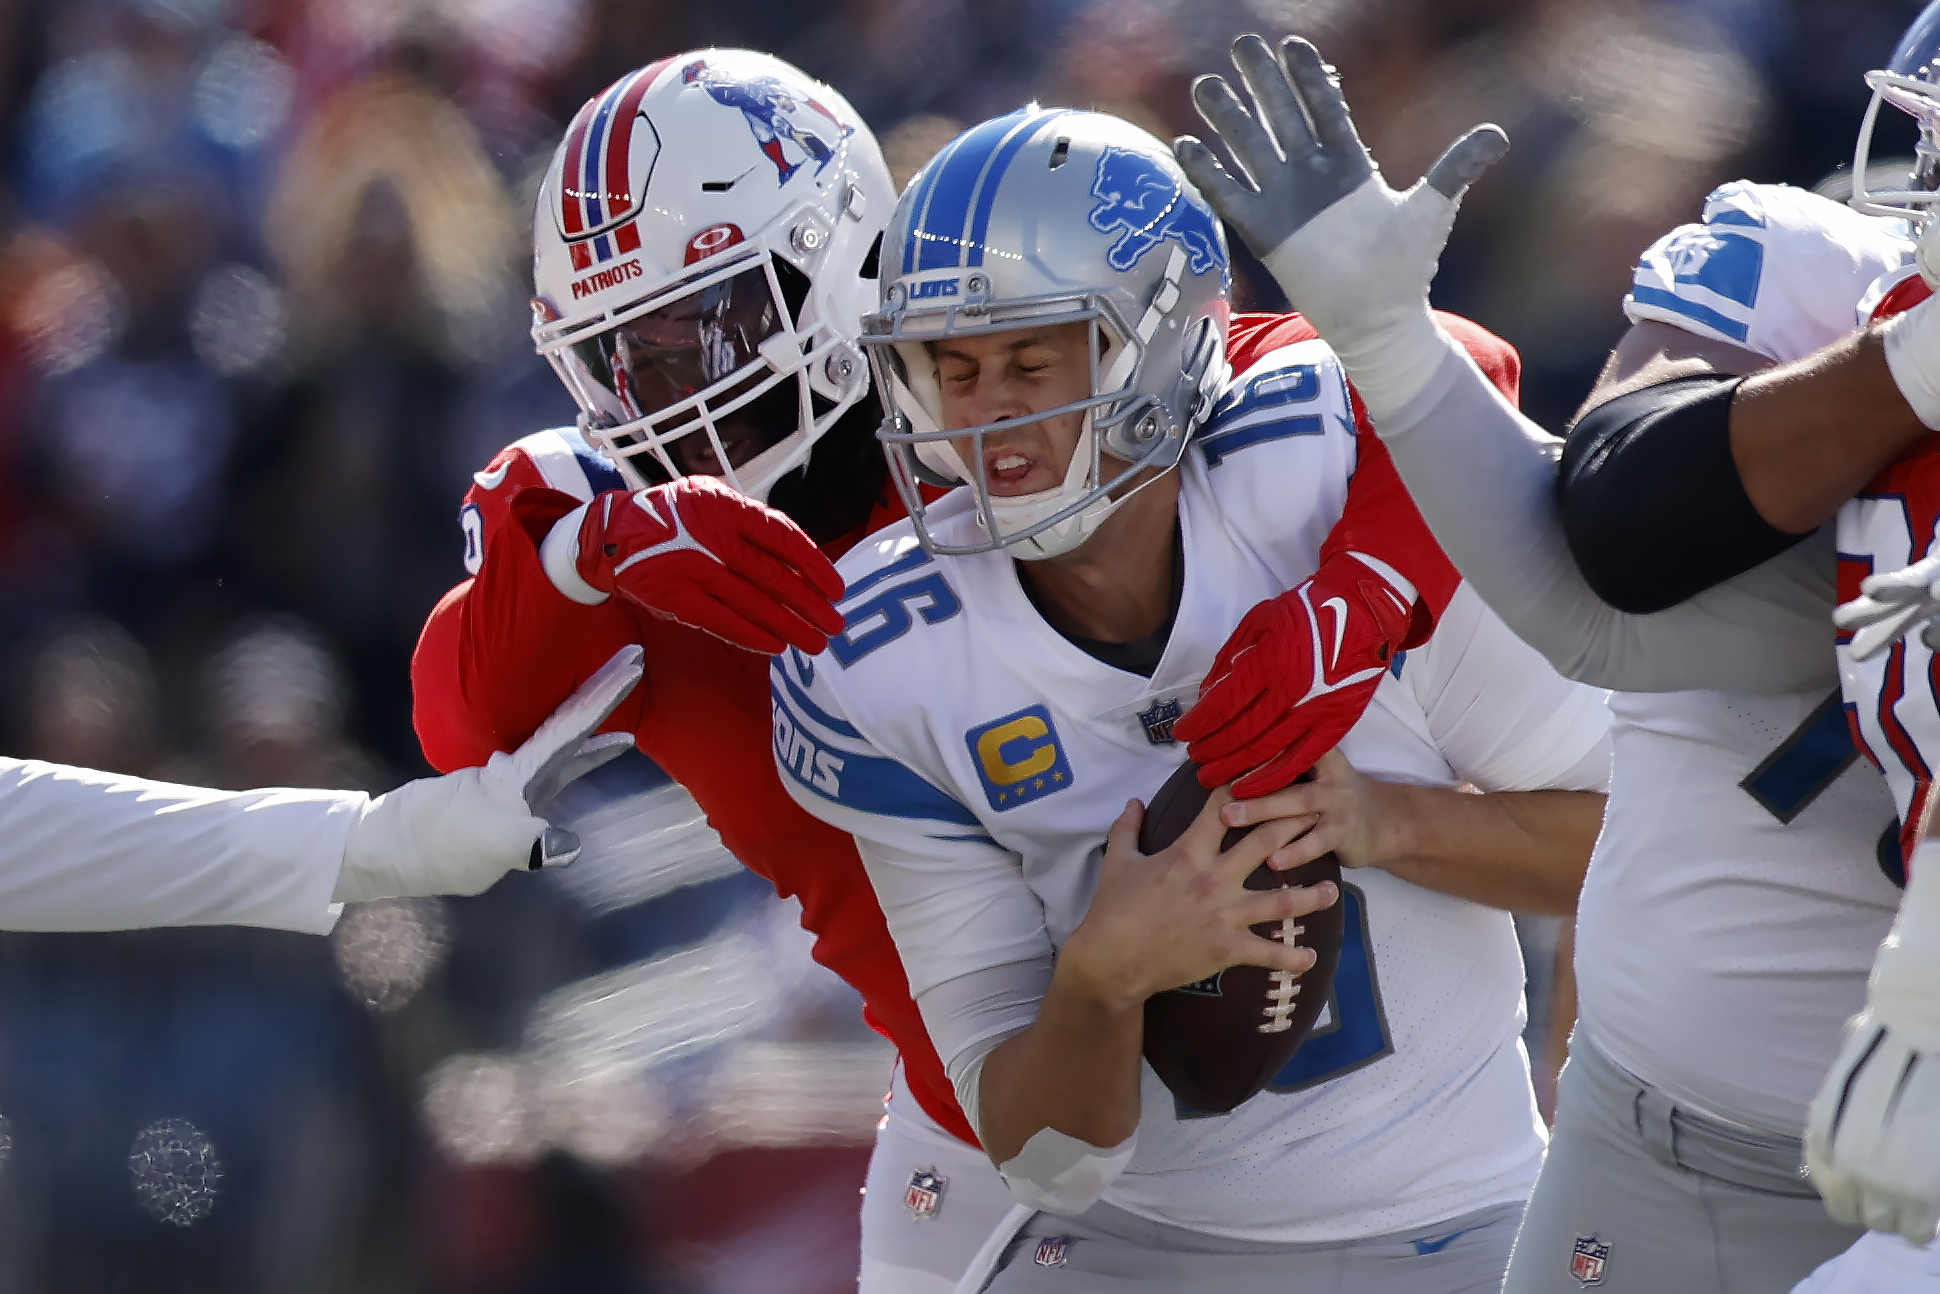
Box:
[932,321,1094,497]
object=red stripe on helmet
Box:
[602,57,675,220]
[614,221,641,254]
[557,92,604,237]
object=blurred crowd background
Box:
[0,0,1922,1289]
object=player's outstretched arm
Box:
[1807,837,1940,1244]
[1177,34,1837,695]
[1223,751,1604,916]
[0,648,640,932]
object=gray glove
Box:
[1174,35,1507,420]
[334,645,644,903]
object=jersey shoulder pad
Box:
[1197,337,1356,473]
[458,427,628,575]
[820,520,970,677]
[1625,180,1912,363]
[468,426,628,506]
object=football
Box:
[1138,760,1345,1114]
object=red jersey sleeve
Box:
[1225,310,1522,648]
[412,436,650,772]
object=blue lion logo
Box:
[1087,147,1226,278]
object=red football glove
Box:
[565,476,846,655]
[1173,553,1420,798]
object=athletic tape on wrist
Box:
[540,504,609,606]
[1883,296,1940,432]
[1873,838,1940,1046]
[996,1125,1136,1215]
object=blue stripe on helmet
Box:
[965,109,1065,267]
[581,82,620,228]
[911,109,1036,272]
[900,142,952,275]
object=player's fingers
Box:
[1231,33,1314,159]
[737,514,849,605]
[1179,784,1240,856]
[1276,36,1365,162]
[1422,124,1509,201]
[717,535,848,638]
[1229,929,1318,977]
[1105,797,1147,862]
[1190,74,1276,191]
[1217,812,1313,879]
[703,574,841,654]
[1229,740,1320,800]
[1175,136,1255,214]
[1237,879,1339,928]
[1222,778,1327,827]
[1269,815,1347,870]
[1863,1189,1904,1236]
[1180,691,1286,766]
[641,587,790,655]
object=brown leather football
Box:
[1137,759,1344,1114]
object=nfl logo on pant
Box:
[903,1167,946,1220]
[1570,1235,1610,1286]
[1033,1237,1071,1268]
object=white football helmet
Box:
[1853,0,1940,221]
[862,108,1231,560]
[531,51,893,501]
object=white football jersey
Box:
[773,340,1613,1242]
[1589,181,1905,1132]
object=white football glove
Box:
[333,645,643,903]
[1173,34,1507,423]
[1835,535,1940,662]
[1807,838,1940,1244]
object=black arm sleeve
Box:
[1558,374,1813,614]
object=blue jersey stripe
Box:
[841,546,931,603]
[773,674,862,740]
[773,688,980,827]
[1627,285,1751,343]
[571,442,625,494]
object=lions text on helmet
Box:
[863,107,1232,560]
[530,51,893,503]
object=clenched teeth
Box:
[993,455,1029,471]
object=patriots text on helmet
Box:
[571,257,645,301]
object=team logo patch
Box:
[1136,697,1183,745]
[903,1166,946,1220]
[1570,1235,1610,1286]
[1033,1237,1071,1268]
[966,705,1075,812]
[681,60,850,185]
[1088,147,1226,277]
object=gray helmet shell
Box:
[863,107,1232,558]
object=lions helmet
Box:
[530,51,892,501]
[1853,0,1940,221]
[863,108,1231,560]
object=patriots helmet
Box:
[1853,0,1940,220]
[530,51,892,502]
[863,108,1232,560]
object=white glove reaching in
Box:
[1836,536,1940,661]
[1173,34,1507,423]
[333,645,644,903]
[1807,838,1940,1244]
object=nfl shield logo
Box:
[1569,1235,1610,1286]
[1033,1236,1071,1268]
[1137,697,1184,745]
[902,1166,946,1220]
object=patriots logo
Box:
[681,60,850,185]
[1087,147,1226,278]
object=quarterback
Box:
[777,108,1611,1290]
[409,50,1469,1293]
[1168,26,1940,1294]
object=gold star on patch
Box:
[1034,778,1045,789]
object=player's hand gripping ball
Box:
[1174,555,1418,797]
[573,476,847,655]
[1138,760,1346,1113]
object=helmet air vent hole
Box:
[859,231,883,280]
[1049,138,1070,169]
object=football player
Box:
[408,51,1467,1293]
[1168,26,1940,1294]
[774,108,1612,1291]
